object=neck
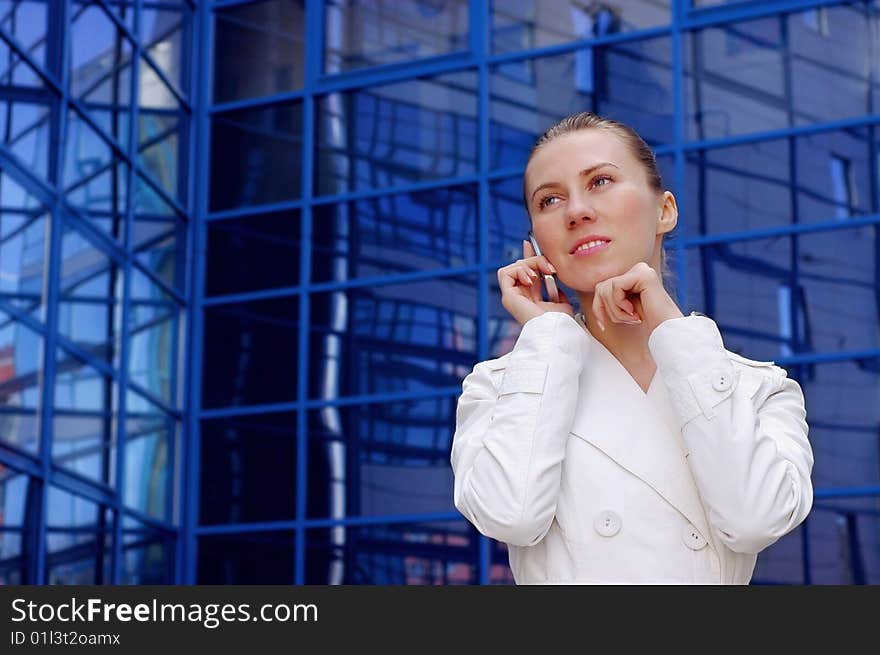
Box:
[575,300,653,365]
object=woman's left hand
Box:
[592,261,684,334]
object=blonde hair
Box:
[523,111,675,294]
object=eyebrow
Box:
[529,162,620,203]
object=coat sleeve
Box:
[648,314,814,555]
[450,311,588,547]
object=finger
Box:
[516,266,537,288]
[603,280,640,324]
[592,288,608,332]
[610,278,639,318]
[523,239,536,258]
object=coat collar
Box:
[568,313,714,550]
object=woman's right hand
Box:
[498,240,574,325]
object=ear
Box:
[656,190,678,236]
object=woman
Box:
[450,112,814,584]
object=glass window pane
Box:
[306,520,477,584]
[685,227,879,361]
[206,211,301,297]
[492,0,670,55]
[63,109,129,242]
[138,64,183,206]
[802,502,880,584]
[210,102,302,211]
[45,487,112,584]
[750,525,805,584]
[312,185,478,283]
[685,16,785,141]
[307,396,456,519]
[140,5,188,100]
[70,2,134,152]
[684,129,874,236]
[132,217,183,292]
[128,268,178,406]
[0,95,51,182]
[308,276,477,399]
[489,176,532,266]
[58,222,123,367]
[324,0,468,74]
[0,30,43,87]
[0,1,49,68]
[213,0,304,104]
[316,71,477,196]
[124,390,177,522]
[202,296,300,408]
[120,515,174,584]
[198,530,295,584]
[490,37,673,170]
[0,172,47,311]
[789,5,871,128]
[52,350,118,484]
[0,308,42,454]
[200,411,297,526]
[0,468,30,584]
[53,348,117,413]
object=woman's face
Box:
[523,129,676,292]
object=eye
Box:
[538,195,561,210]
[591,174,613,188]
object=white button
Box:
[682,524,708,550]
[593,510,621,537]
[713,374,732,392]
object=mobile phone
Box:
[527,232,560,303]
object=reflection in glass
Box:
[684,129,874,236]
[0,1,48,67]
[69,2,133,151]
[128,268,177,405]
[58,223,122,366]
[132,218,181,292]
[492,0,670,54]
[52,349,117,484]
[308,276,477,399]
[306,521,476,584]
[140,6,187,98]
[138,62,182,205]
[0,174,46,309]
[210,102,302,211]
[489,176,532,266]
[307,397,457,519]
[324,0,468,73]
[63,110,129,241]
[121,515,174,584]
[45,487,112,584]
[686,227,878,360]
[124,390,176,522]
[0,468,29,584]
[200,412,297,525]
[490,540,516,584]
[0,98,51,181]
[198,531,295,584]
[685,6,873,141]
[0,308,42,453]
[202,296,299,408]
[490,36,673,169]
[213,0,304,104]
[312,186,478,283]
[316,72,477,195]
[206,211,300,297]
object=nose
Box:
[565,188,596,227]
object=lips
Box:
[570,235,611,255]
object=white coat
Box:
[451,311,814,584]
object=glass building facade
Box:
[0,0,878,584]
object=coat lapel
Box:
[568,319,714,549]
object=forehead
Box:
[525,129,635,189]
